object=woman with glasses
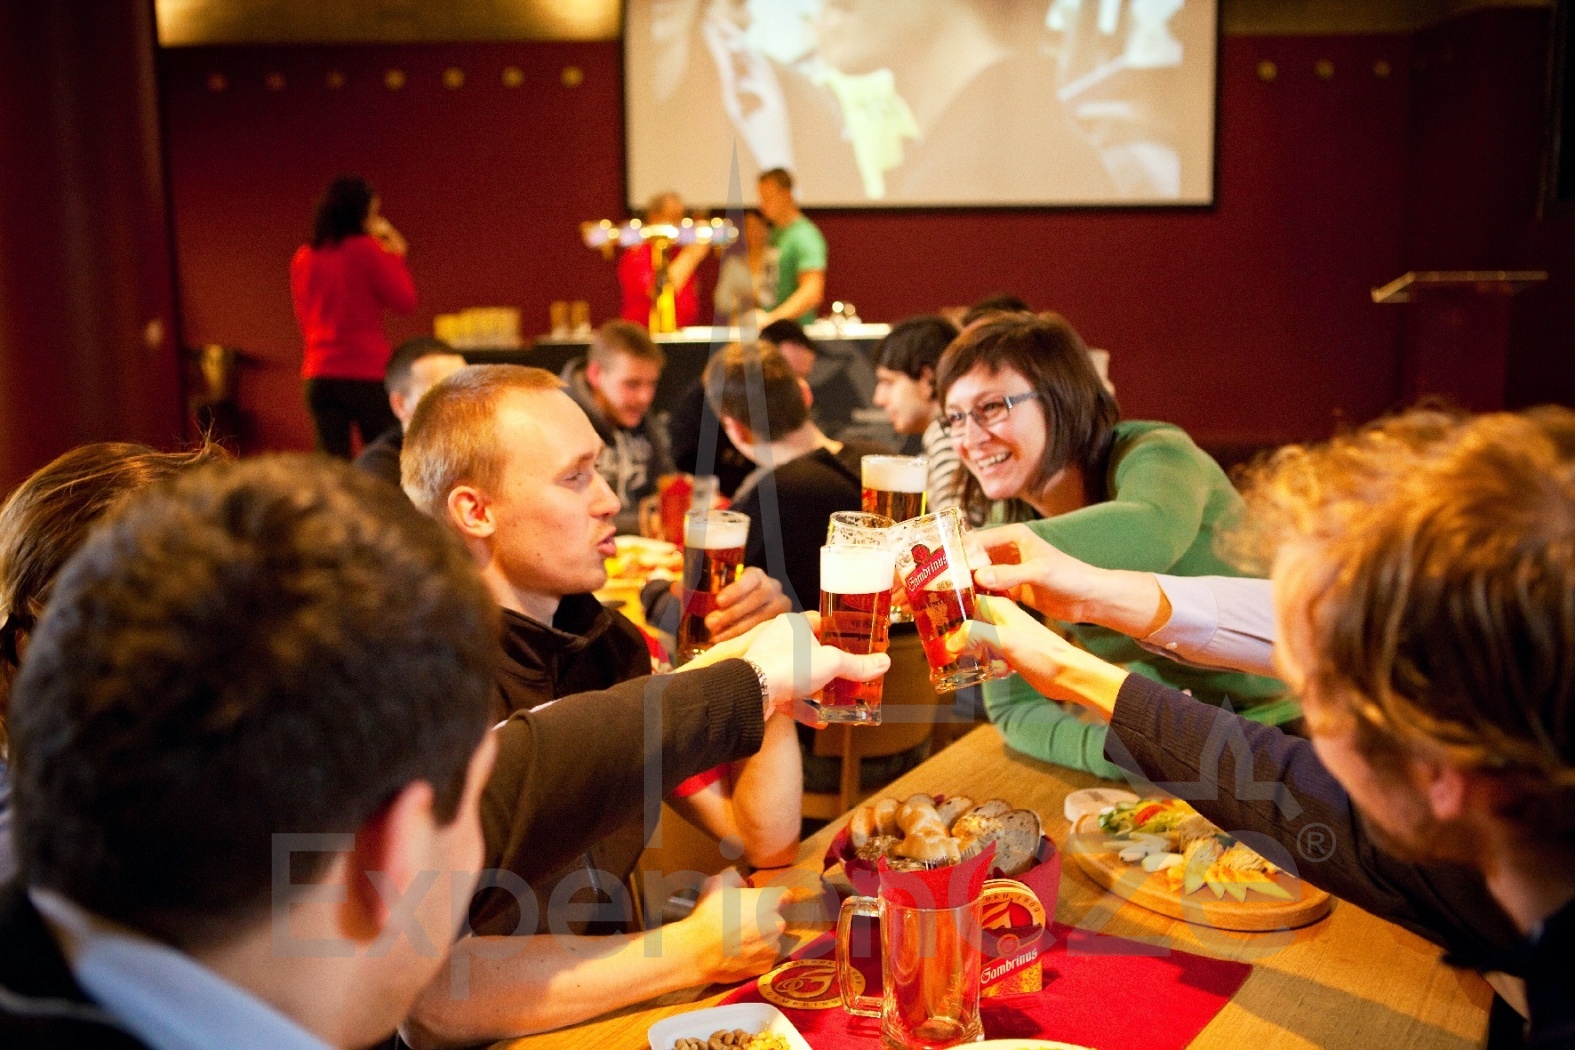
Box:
[935,313,1298,777]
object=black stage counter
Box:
[462,324,902,450]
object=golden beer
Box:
[676,510,750,663]
[861,455,928,524]
[813,545,896,724]
[896,508,1009,691]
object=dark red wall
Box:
[159,14,1555,455]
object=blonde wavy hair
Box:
[1237,407,1575,827]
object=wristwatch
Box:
[742,657,772,710]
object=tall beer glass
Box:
[895,507,1010,692]
[676,510,750,663]
[826,510,895,546]
[861,455,928,524]
[814,545,897,724]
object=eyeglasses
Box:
[939,392,1040,435]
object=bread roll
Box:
[873,798,901,837]
[893,828,962,866]
[897,795,945,836]
[850,804,877,848]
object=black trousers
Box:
[304,377,397,459]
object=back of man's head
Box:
[704,343,808,443]
[589,320,666,372]
[402,364,563,518]
[386,338,459,398]
[877,315,960,380]
[1243,406,1575,838]
[961,294,1031,328]
[760,319,814,355]
[759,168,794,194]
[11,455,499,950]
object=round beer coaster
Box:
[757,959,863,1010]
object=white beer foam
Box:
[685,516,750,550]
[820,546,898,594]
[862,456,927,493]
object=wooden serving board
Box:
[1067,815,1333,932]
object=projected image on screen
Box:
[626,0,1217,208]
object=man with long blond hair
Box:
[964,406,1574,1044]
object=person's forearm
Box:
[1065,566,1172,642]
[763,273,822,324]
[669,244,707,292]
[404,928,717,1047]
[728,712,801,867]
[984,674,1126,779]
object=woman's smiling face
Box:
[944,363,1048,501]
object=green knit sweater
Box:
[983,421,1299,779]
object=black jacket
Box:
[471,645,764,937]
[1104,674,1575,1045]
[0,882,149,1049]
[732,441,887,613]
[488,597,658,935]
[352,424,404,490]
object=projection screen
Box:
[626,0,1218,208]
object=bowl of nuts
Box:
[647,1004,810,1050]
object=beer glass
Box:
[836,888,985,1050]
[861,455,928,524]
[826,510,895,546]
[813,544,896,725]
[895,507,1009,691]
[676,510,750,663]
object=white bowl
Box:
[647,1004,812,1050]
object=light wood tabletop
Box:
[493,726,1492,1050]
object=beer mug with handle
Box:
[835,844,995,1050]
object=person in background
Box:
[872,314,964,512]
[398,364,801,1045]
[760,318,864,441]
[935,312,1294,778]
[713,209,776,323]
[705,344,886,613]
[619,191,711,331]
[0,442,219,891]
[964,407,1575,1042]
[290,175,417,458]
[960,292,1031,327]
[562,321,676,535]
[756,169,826,326]
[353,337,469,489]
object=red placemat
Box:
[721,920,1251,1050]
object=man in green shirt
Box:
[757,168,826,327]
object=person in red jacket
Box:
[618,191,708,330]
[290,176,418,457]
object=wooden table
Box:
[495,727,1491,1049]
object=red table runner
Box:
[721,920,1251,1050]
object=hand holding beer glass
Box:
[896,507,1011,692]
[676,510,750,663]
[814,559,897,725]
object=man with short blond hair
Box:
[561,321,674,535]
[399,363,804,1046]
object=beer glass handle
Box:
[835,896,883,1018]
